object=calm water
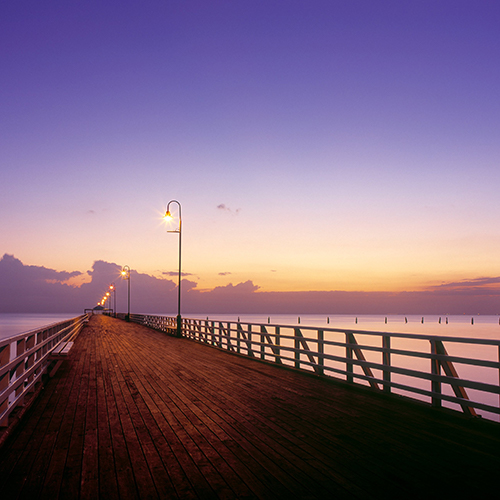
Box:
[0,313,82,340]
[3,313,500,341]
[169,313,500,340]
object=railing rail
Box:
[0,314,88,427]
[128,314,500,420]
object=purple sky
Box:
[1,2,500,314]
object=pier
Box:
[1,314,500,499]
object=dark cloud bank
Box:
[1,254,500,315]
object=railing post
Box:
[26,335,35,393]
[236,322,241,354]
[260,326,266,360]
[275,326,281,364]
[346,332,353,383]
[15,339,26,406]
[0,344,11,427]
[430,340,441,407]
[211,321,216,346]
[317,330,324,376]
[247,324,253,357]
[217,322,223,348]
[294,328,300,369]
[226,322,236,352]
[382,335,391,393]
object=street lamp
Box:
[121,265,131,321]
[109,283,116,317]
[164,200,182,337]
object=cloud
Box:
[0,255,176,314]
[217,204,240,214]
[0,254,83,313]
[163,271,194,277]
[0,254,81,283]
[218,272,231,276]
[210,281,260,294]
[426,277,500,295]
[3,254,500,315]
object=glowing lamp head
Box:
[164,210,173,221]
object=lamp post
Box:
[105,292,111,315]
[109,283,116,317]
[164,200,182,337]
[121,266,131,321]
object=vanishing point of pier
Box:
[0,315,499,499]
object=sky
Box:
[1,1,500,314]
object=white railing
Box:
[129,314,500,421]
[0,314,88,427]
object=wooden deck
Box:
[0,315,499,499]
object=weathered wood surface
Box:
[0,315,499,499]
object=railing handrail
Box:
[127,314,500,421]
[200,319,500,346]
[0,314,88,427]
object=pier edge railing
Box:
[125,314,500,421]
[0,314,88,427]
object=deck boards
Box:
[1,314,499,499]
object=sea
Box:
[0,313,84,341]
[2,312,500,341]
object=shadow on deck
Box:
[0,314,499,499]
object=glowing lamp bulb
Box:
[164,210,172,220]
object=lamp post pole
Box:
[121,266,130,321]
[164,200,182,337]
[109,283,116,317]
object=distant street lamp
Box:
[121,265,131,321]
[164,200,182,337]
[109,283,116,317]
[105,292,111,315]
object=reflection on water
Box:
[0,313,81,340]
[184,313,500,339]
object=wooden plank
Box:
[94,336,120,499]
[108,328,218,499]
[19,342,86,499]
[39,337,89,499]
[115,337,265,499]
[60,342,74,355]
[99,345,139,500]
[0,354,77,498]
[80,343,99,498]
[1,314,500,500]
